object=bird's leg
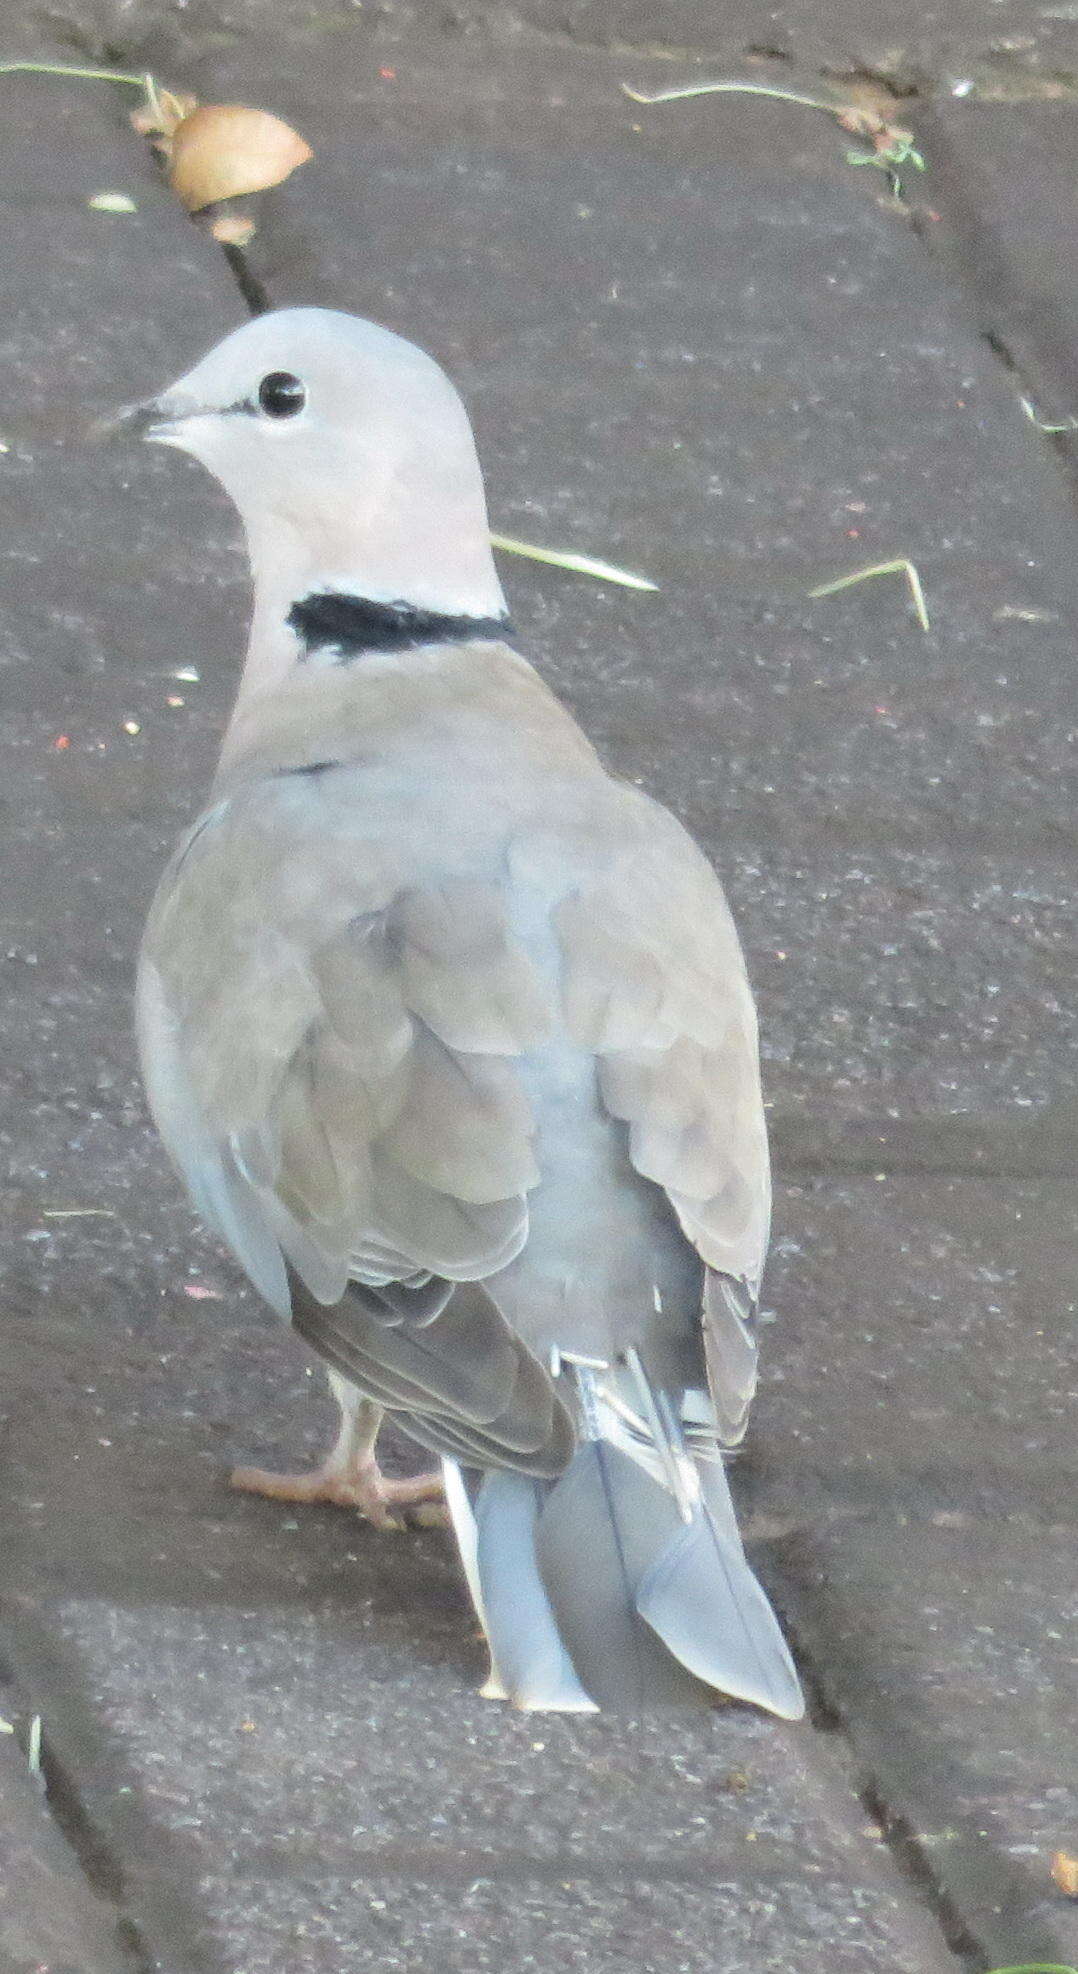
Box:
[231,1374,445,1529]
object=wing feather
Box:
[553,784,771,1436]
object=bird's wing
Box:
[543,780,771,1445]
[141,758,766,1461]
[137,770,573,1469]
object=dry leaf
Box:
[210,213,257,246]
[1052,1850,1078,1898]
[167,105,312,212]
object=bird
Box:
[126,305,804,1718]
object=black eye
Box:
[257,371,306,418]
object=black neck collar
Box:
[288,591,511,661]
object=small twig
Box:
[809,557,930,634]
[490,532,658,591]
[26,1714,42,1777]
[984,1965,1078,1973]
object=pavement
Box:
[2,1,1078,1969]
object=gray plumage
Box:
[131,306,803,1718]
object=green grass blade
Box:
[0,59,150,85]
[490,532,658,591]
[809,556,930,633]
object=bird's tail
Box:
[443,1352,804,1717]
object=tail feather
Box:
[441,1458,507,1699]
[456,1431,804,1717]
[474,1471,598,1711]
[535,1441,714,1708]
[636,1457,804,1719]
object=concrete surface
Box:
[0,1690,132,1974]
[913,92,1078,441]
[18,0,1078,87]
[3,2,1078,1970]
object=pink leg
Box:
[230,1390,446,1529]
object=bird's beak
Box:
[88,389,201,446]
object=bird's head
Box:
[125,306,506,623]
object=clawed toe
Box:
[230,1459,444,1529]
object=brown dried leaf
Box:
[167,104,312,212]
[210,213,257,246]
[1051,1849,1078,1898]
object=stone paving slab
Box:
[51,0,1078,85]
[495,0,1078,74]
[1,1595,949,1974]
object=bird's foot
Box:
[230,1457,447,1530]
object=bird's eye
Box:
[257,371,306,419]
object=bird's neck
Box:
[219,492,509,743]
[231,575,510,696]
[216,566,512,785]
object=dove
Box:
[129,306,803,1717]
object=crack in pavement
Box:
[0,1615,232,1974]
[0,1643,155,1973]
[759,1546,1075,1973]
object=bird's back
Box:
[141,638,765,1336]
